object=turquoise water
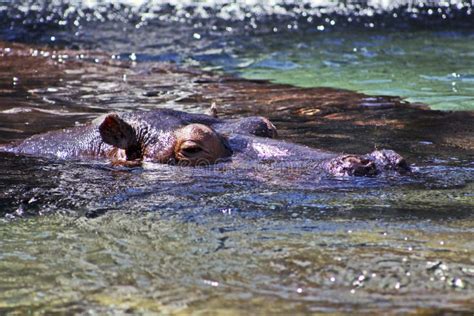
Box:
[217,30,474,111]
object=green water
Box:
[1,182,473,314]
[234,30,474,111]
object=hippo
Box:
[0,108,409,176]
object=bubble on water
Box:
[221,208,232,214]
[203,279,219,287]
[451,278,464,289]
[419,141,433,145]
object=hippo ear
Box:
[99,114,138,150]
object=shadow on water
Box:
[0,2,473,313]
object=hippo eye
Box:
[182,146,202,155]
[179,141,204,157]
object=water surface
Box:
[0,1,473,314]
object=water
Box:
[3,1,474,110]
[0,1,473,314]
[233,30,474,111]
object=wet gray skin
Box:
[0,108,409,177]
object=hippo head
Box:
[98,114,232,166]
[173,123,232,165]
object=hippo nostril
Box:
[354,160,377,176]
[327,155,379,177]
[395,158,411,173]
